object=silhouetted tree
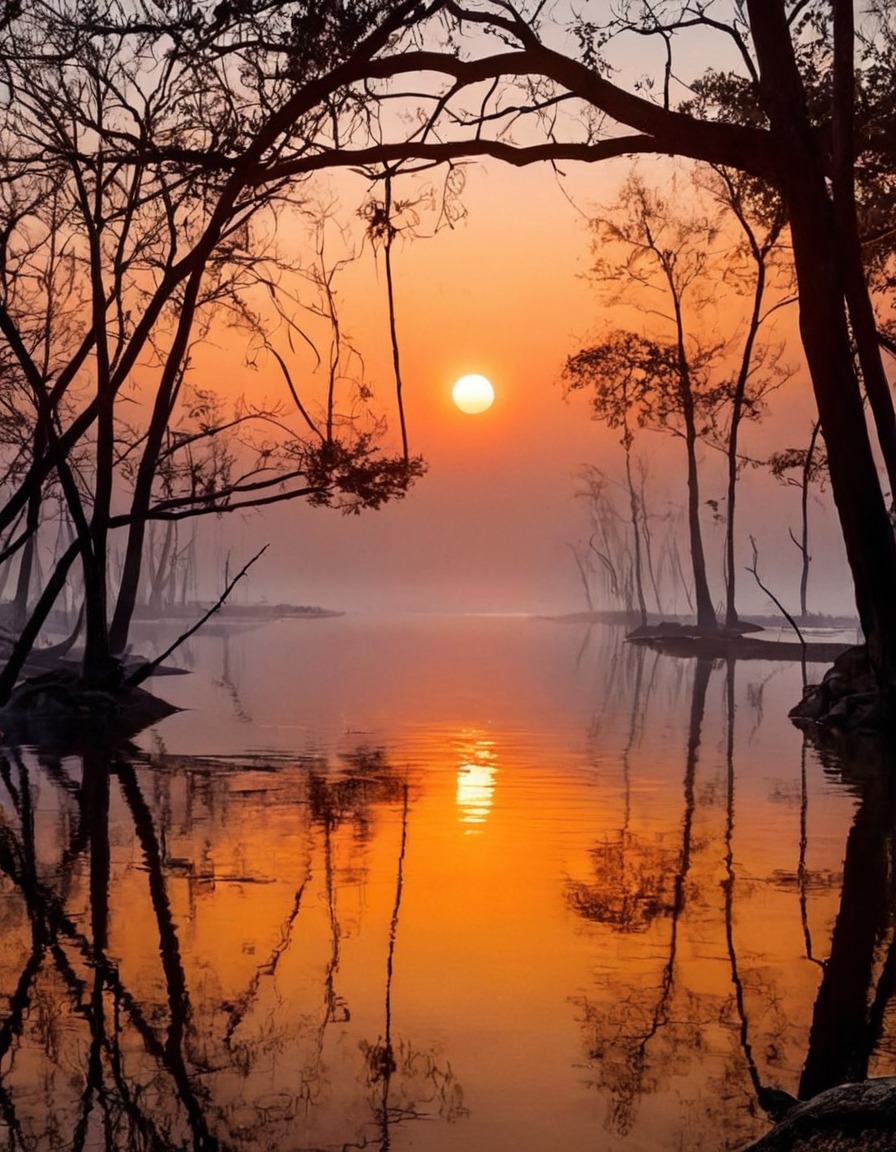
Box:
[5,0,896,709]
[291,0,896,696]
[703,166,791,627]
[570,176,727,629]
[566,174,787,629]
[565,335,663,626]
[0,0,432,693]
[769,422,829,620]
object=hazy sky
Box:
[189,151,860,622]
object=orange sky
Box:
[190,156,857,619]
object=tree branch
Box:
[125,545,269,687]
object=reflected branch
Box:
[112,758,219,1150]
[648,657,712,1038]
[722,659,764,1099]
[364,782,411,1150]
[224,859,314,1046]
[114,761,190,1058]
[797,741,824,968]
[722,659,793,1121]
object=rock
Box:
[0,669,180,751]
[791,681,830,721]
[739,1078,896,1151]
[789,645,894,735]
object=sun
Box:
[452,373,495,415]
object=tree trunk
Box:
[662,238,717,630]
[11,529,37,632]
[798,422,821,620]
[148,521,177,614]
[723,210,771,629]
[0,539,80,705]
[788,220,896,677]
[748,0,896,686]
[683,425,716,629]
[830,0,896,501]
[623,437,648,626]
[110,279,204,655]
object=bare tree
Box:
[564,335,659,625]
[0,0,433,692]
[566,174,787,630]
[702,166,791,627]
[768,421,829,620]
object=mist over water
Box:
[0,616,888,1151]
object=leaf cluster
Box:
[300,435,426,513]
[768,443,828,488]
[564,330,680,436]
[680,3,896,265]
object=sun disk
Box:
[452,374,495,414]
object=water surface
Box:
[0,616,889,1151]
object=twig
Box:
[125,545,269,688]
[746,535,806,683]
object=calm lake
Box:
[0,614,891,1151]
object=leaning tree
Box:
[0,0,440,691]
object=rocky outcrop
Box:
[789,645,893,734]
[739,1078,896,1151]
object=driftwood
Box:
[739,1078,896,1151]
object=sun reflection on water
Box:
[455,735,497,828]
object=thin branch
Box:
[125,545,269,686]
[746,534,806,683]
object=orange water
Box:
[0,617,877,1151]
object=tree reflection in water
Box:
[0,740,462,1151]
[567,644,896,1148]
[799,733,896,1099]
[739,728,896,1151]
[4,620,896,1151]
[568,652,714,1138]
